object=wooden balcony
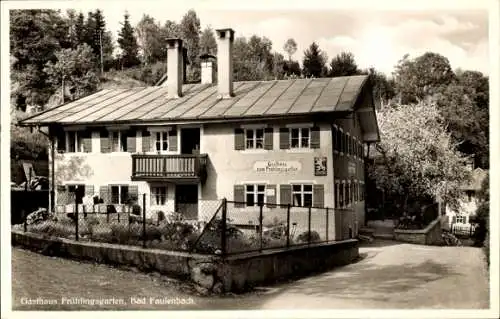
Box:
[131,154,208,183]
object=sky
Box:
[7,0,492,76]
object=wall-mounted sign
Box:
[254,160,301,173]
[348,162,356,177]
[314,157,327,176]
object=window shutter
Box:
[234,185,245,208]
[82,130,92,153]
[169,129,178,152]
[263,127,273,150]
[127,129,137,153]
[332,126,338,151]
[129,185,139,203]
[280,184,292,205]
[311,126,320,148]
[452,215,457,223]
[54,127,66,153]
[85,185,94,197]
[234,128,245,150]
[266,184,276,208]
[279,128,290,149]
[142,130,151,152]
[313,184,324,208]
[99,185,111,204]
[100,130,110,153]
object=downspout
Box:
[364,142,372,226]
[36,126,55,213]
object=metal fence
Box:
[15,196,356,256]
[451,223,477,238]
[190,199,357,255]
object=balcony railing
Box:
[132,154,208,182]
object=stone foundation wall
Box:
[12,230,358,294]
[394,218,442,245]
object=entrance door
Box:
[180,128,200,155]
[175,184,198,219]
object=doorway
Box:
[180,128,200,155]
[175,184,198,219]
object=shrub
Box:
[296,230,321,243]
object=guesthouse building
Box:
[19,28,380,236]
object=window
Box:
[290,128,310,148]
[111,185,129,204]
[67,131,82,153]
[456,215,467,224]
[345,183,350,206]
[67,184,85,193]
[245,184,265,207]
[245,129,264,149]
[292,184,313,207]
[111,131,127,152]
[151,186,167,205]
[155,131,169,152]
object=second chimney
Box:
[216,28,235,99]
[166,38,183,98]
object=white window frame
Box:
[110,185,129,205]
[291,183,313,207]
[66,130,84,153]
[154,131,170,153]
[245,184,266,207]
[151,186,168,206]
[290,127,311,149]
[148,127,174,154]
[456,215,467,224]
[245,128,265,150]
[109,130,128,153]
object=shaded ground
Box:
[11,240,489,310]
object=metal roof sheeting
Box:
[20,76,369,125]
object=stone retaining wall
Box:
[393,218,442,245]
[12,230,358,294]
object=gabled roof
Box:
[19,75,372,127]
[461,168,488,191]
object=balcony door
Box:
[180,128,200,155]
[175,184,198,220]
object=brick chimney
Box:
[166,38,183,98]
[215,28,234,98]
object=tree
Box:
[10,9,70,108]
[283,38,298,61]
[329,52,361,77]
[11,109,49,160]
[302,42,328,78]
[248,35,274,73]
[74,12,86,44]
[392,52,455,104]
[199,26,217,56]
[283,60,301,78]
[370,101,470,213]
[136,14,164,64]
[117,12,140,68]
[44,43,100,102]
[363,67,396,108]
[434,81,489,168]
[180,9,201,81]
[272,52,286,80]
[232,36,272,81]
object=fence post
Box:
[308,206,312,245]
[142,193,146,248]
[75,196,79,241]
[325,207,329,242]
[23,210,27,232]
[259,202,264,252]
[286,204,291,248]
[221,198,227,256]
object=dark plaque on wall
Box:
[314,157,327,176]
